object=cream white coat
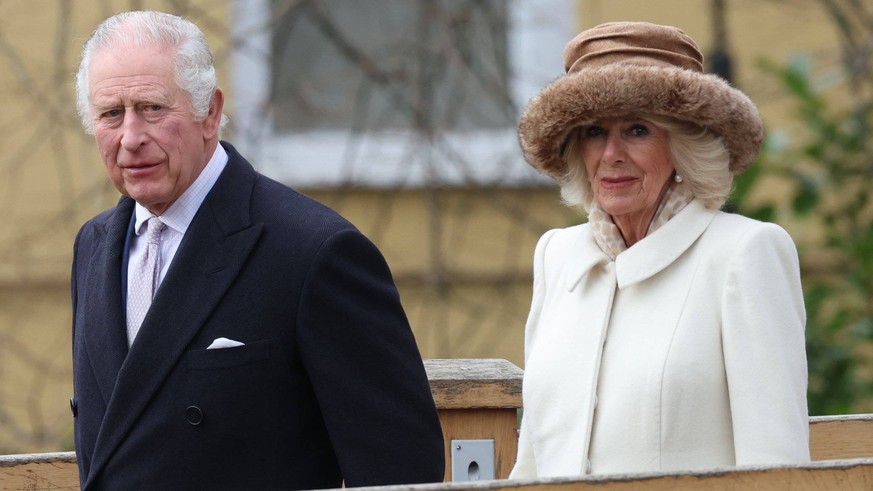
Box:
[510,200,809,478]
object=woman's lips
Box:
[600,176,636,188]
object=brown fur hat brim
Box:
[518,64,764,181]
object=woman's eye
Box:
[629,124,650,136]
[584,126,605,137]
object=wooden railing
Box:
[2,359,873,490]
[367,459,873,491]
[808,413,873,461]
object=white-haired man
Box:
[70,10,444,490]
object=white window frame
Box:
[230,0,575,188]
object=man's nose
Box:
[119,111,147,151]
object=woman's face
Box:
[579,117,675,224]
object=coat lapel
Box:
[81,197,134,405]
[85,145,264,486]
[615,200,716,289]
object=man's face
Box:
[88,43,222,215]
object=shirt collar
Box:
[133,143,229,235]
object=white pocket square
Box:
[206,337,245,350]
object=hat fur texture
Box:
[519,22,764,181]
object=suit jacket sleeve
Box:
[296,227,445,486]
[721,222,810,465]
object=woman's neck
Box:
[613,209,657,247]
[611,179,675,247]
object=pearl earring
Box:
[674,174,683,183]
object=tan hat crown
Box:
[518,21,764,180]
[563,21,704,75]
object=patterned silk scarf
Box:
[589,183,695,261]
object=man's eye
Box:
[144,104,162,112]
[103,109,122,118]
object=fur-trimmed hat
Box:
[518,21,764,181]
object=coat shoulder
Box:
[536,222,595,267]
[220,140,358,241]
[249,174,361,247]
[538,223,590,257]
[705,212,797,253]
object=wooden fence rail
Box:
[357,458,873,491]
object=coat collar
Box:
[84,142,265,487]
[563,225,610,292]
[616,199,716,288]
[564,199,716,291]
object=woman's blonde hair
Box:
[558,115,733,212]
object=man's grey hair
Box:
[75,10,227,134]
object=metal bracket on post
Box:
[450,439,495,482]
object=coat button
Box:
[70,398,78,418]
[185,406,204,426]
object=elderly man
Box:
[70,10,444,490]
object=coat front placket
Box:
[571,259,617,474]
[527,252,617,477]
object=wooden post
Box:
[424,358,523,482]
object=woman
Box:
[510,21,809,478]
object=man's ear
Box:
[203,88,224,139]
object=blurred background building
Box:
[1,0,870,453]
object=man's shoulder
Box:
[220,142,357,235]
[253,175,351,224]
[245,172,363,250]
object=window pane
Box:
[270,0,512,132]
